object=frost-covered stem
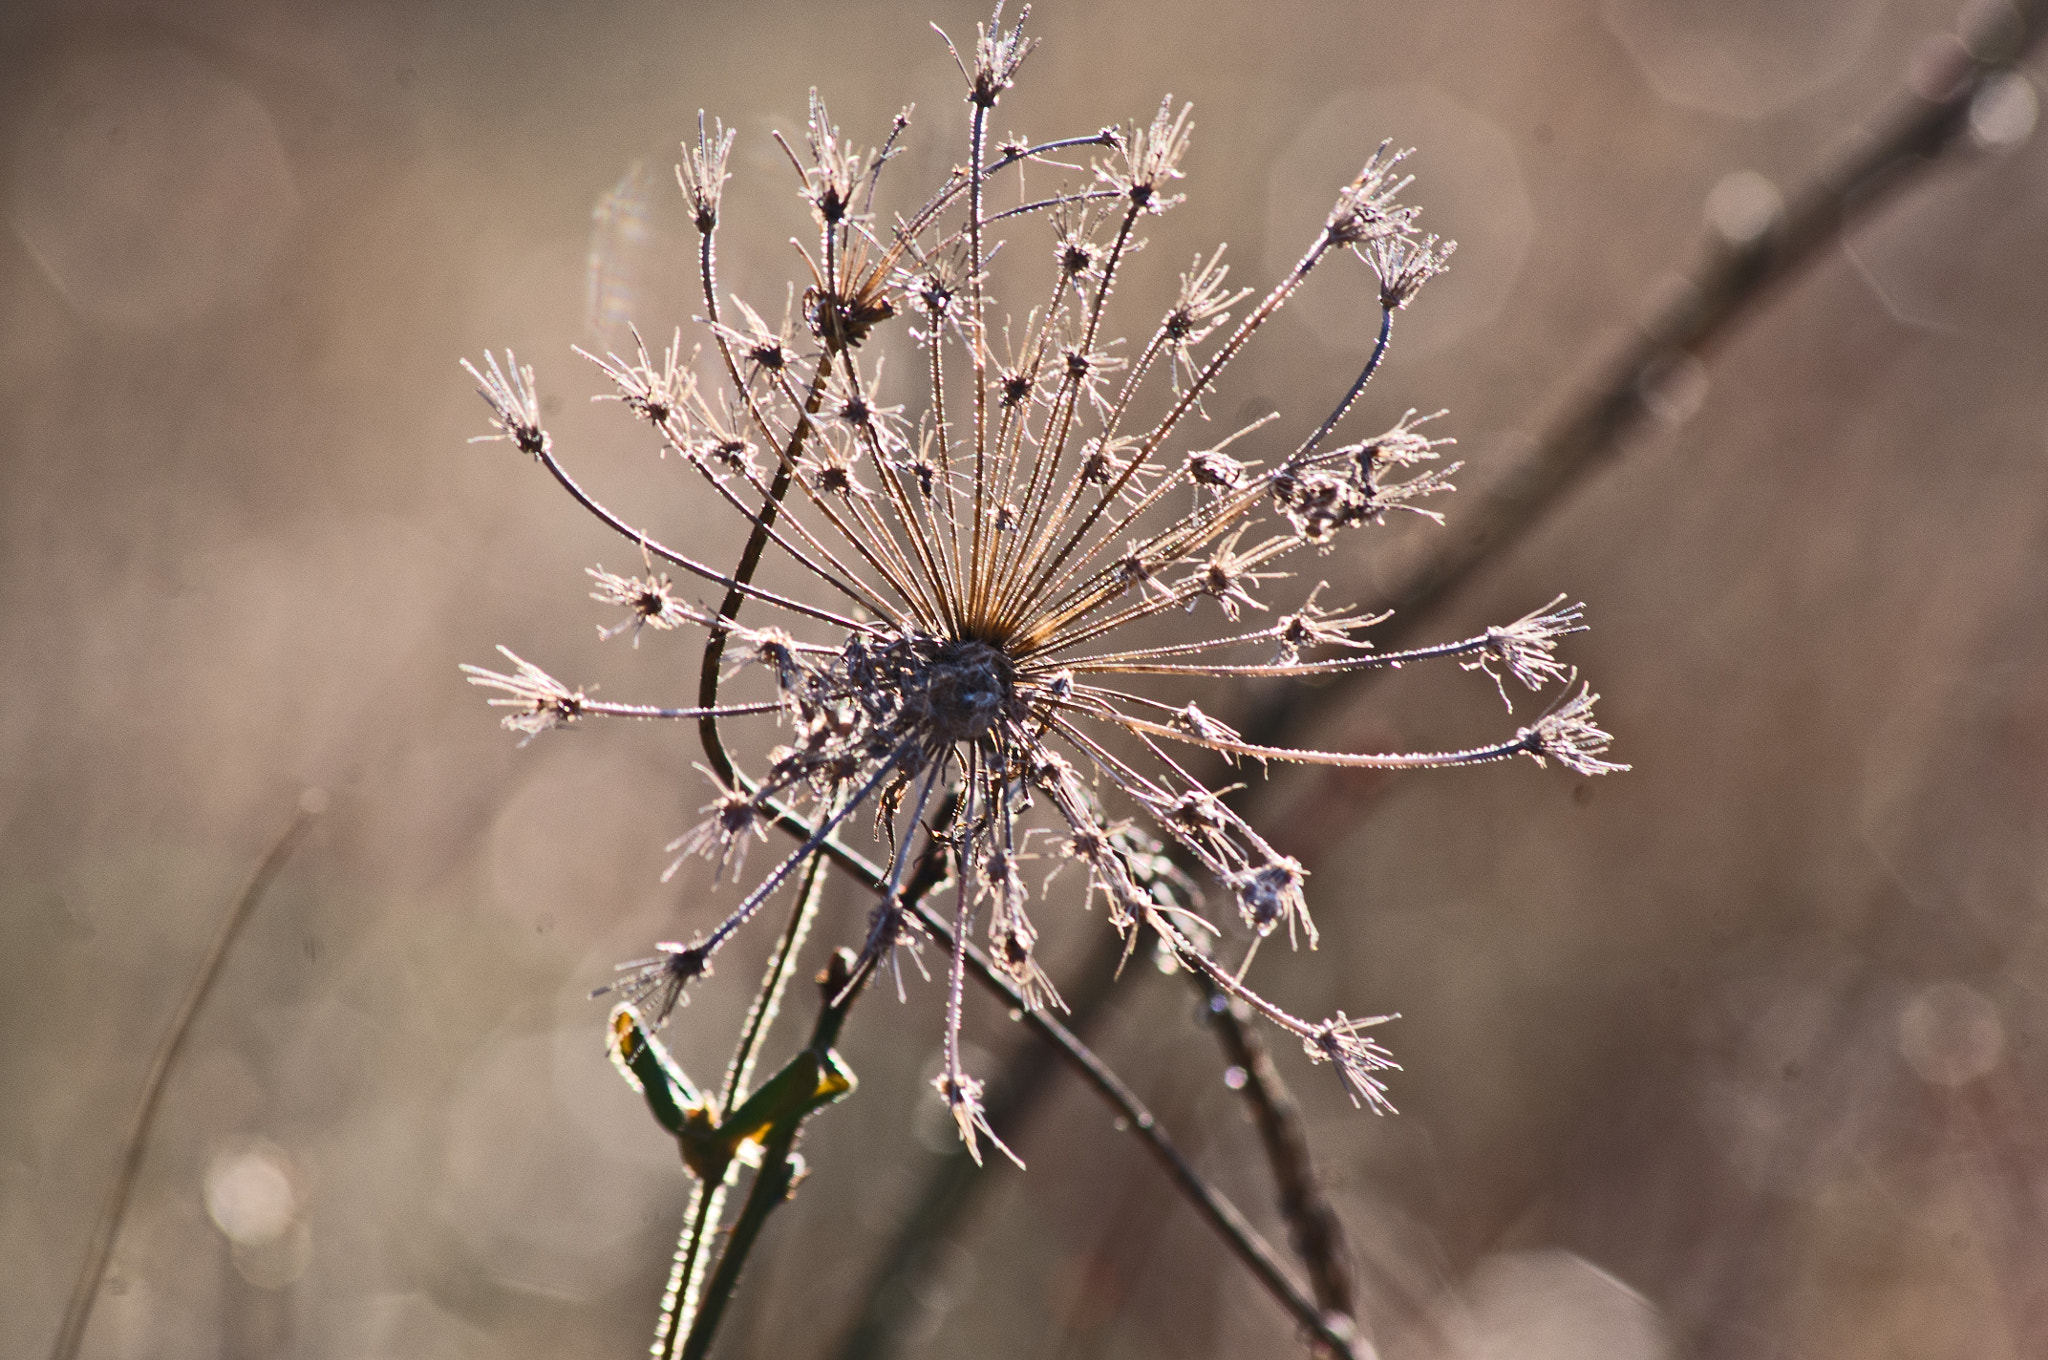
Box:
[901,888,1359,1359]
[966,97,993,616]
[655,1177,731,1360]
[721,854,830,1112]
[851,758,948,990]
[684,805,958,1360]
[582,699,787,720]
[667,450,893,620]
[941,749,980,1115]
[723,787,1349,1349]
[838,356,957,630]
[926,301,966,587]
[1294,305,1393,462]
[1060,627,1525,677]
[985,188,1122,222]
[1110,712,1536,769]
[681,961,858,1360]
[697,754,909,961]
[697,354,836,787]
[530,438,864,632]
[1018,230,1339,614]
[992,200,1144,626]
[757,370,934,628]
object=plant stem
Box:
[49,795,320,1360]
[676,814,956,1360]
[724,856,832,1111]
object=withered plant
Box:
[458,6,1622,1355]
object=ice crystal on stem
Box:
[459,5,1624,1164]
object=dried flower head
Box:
[460,5,1623,1164]
[461,352,547,459]
[1098,97,1194,213]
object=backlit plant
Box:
[458,6,1622,1353]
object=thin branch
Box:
[698,355,837,788]
[723,856,831,1111]
[676,968,849,1360]
[49,794,321,1360]
[650,856,836,1360]
[826,922,1128,1360]
[1196,981,1355,1322]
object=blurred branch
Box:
[1196,984,1355,1322]
[49,792,321,1360]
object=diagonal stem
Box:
[1196,981,1354,1321]
[49,795,320,1360]
[742,790,1353,1353]
[676,808,958,1360]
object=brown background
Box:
[5,0,2047,1357]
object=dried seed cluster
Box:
[461,3,1623,1162]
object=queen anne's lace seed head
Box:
[1308,1011,1401,1114]
[460,4,1625,1162]
[793,91,869,228]
[1522,683,1630,777]
[462,353,548,459]
[1228,855,1314,947]
[595,941,714,1027]
[1100,97,1194,214]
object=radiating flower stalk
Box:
[458,4,1623,1354]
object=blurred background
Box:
[5,0,2047,1357]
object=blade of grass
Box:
[49,792,322,1360]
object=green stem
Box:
[723,854,831,1112]
[655,1176,733,1360]
[680,967,856,1360]
[676,804,956,1360]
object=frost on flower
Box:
[459,4,1623,1163]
